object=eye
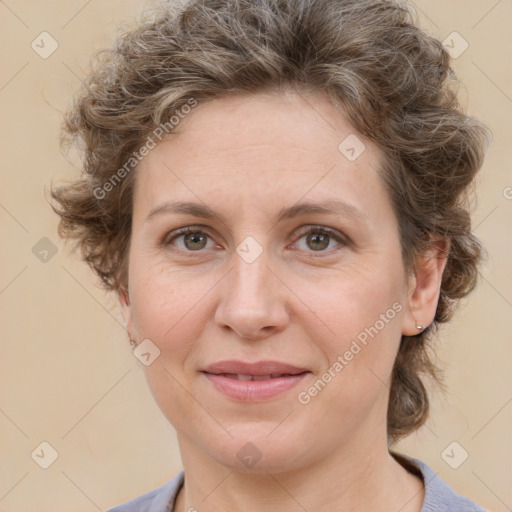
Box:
[162,225,348,255]
[163,227,216,252]
[292,226,347,254]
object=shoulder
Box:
[395,453,487,512]
[105,471,184,512]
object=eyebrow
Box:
[146,199,369,225]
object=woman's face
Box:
[120,89,429,472]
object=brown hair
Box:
[50,0,490,444]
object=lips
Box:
[201,360,310,401]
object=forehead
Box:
[134,89,392,226]
[152,89,374,165]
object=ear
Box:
[118,286,135,340]
[402,239,450,336]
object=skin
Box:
[119,87,448,512]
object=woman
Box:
[51,0,490,510]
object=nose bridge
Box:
[214,239,289,338]
[232,247,271,303]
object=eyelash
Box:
[162,225,349,256]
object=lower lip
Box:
[203,372,310,401]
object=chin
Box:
[206,428,313,475]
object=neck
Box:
[173,431,424,512]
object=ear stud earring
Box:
[130,339,137,348]
[412,317,428,332]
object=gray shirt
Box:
[106,454,486,511]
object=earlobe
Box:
[402,239,449,336]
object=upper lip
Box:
[202,360,310,376]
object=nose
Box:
[214,248,290,341]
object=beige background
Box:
[0,1,511,511]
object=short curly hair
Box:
[51,0,490,444]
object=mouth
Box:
[201,360,311,401]
[210,372,309,381]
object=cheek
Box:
[127,262,216,429]
[129,257,212,340]
[305,259,405,353]
[294,289,403,449]
[297,262,405,409]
